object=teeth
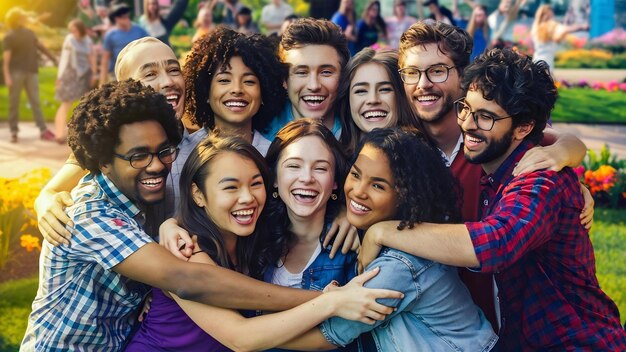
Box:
[232,209,254,216]
[467,135,482,143]
[225,101,247,107]
[140,177,163,186]
[165,94,178,101]
[302,96,326,104]
[292,190,319,197]
[351,199,370,212]
[363,111,387,119]
[417,95,438,102]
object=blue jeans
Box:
[8,70,48,134]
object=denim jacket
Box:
[320,248,498,352]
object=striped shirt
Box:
[21,173,152,351]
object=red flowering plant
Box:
[575,145,626,208]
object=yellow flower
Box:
[20,234,41,252]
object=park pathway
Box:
[1,121,625,179]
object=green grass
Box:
[552,88,626,124]
[0,208,624,348]
[0,67,60,123]
[0,277,38,352]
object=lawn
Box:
[1,67,626,124]
[0,208,625,350]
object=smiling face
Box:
[209,56,261,129]
[283,45,342,121]
[196,152,266,238]
[101,120,172,206]
[350,62,398,132]
[460,89,515,172]
[118,40,185,119]
[276,135,337,222]
[401,43,462,125]
[345,144,398,230]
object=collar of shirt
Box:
[439,133,463,167]
[480,140,535,191]
[95,173,142,220]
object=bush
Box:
[556,49,615,69]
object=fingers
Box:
[39,222,61,246]
[329,226,348,259]
[59,191,74,207]
[40,214,71,246]
[351,266,380,286]
[324,221,339,248]
[343,226,359,254]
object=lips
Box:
[414,94,440,106]
[138,176,165,192]
[362,110,388,121]
[164,91,181,110]
[231,208,256,225]
[301,95,327,110]
[224,99,249,112]
[463,132,484,150]
[349,199,371,215]
[291,189,319,203]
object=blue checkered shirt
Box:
[21,173,153,351]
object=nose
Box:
[416,71,433,90]
[145,153,166,174]
[351,179,368,199]
[238,186,254,204]
[155,70,175,91]
[230,80,243,95]
[298,167,315,184]
[306,74,321,91]
[366,90,381,106]
[459,111,478,131]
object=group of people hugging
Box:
[21,17,626,352]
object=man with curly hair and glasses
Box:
[359,48,626,350]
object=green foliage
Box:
[0,277,38,352]
[583,145,626,171]
[0,206,26,269]
[552,88,626,124]
[0,67,60,122]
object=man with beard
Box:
[357,48,626,350]
[393,20,591,331]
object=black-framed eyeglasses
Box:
[454,98,513,131]
[398,64,456,85]
[113,146,178,169]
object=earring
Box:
[330,193,338,201]
[272,191,279,199]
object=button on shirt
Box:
[466,140,626,350]
[21,173,152,351]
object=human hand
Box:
[159,218,194,260]
[580,183,594,230]
[326,267,403,324]
[513,145,564,176]
[323,209,359,259]
[138,293,153,322]
[357,223,386,274]
[36,191,74,246]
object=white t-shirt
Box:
[271,243,322,289]
[261,2,294,34]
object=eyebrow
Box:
[352,164,394,186]
[403,63,450,69]
[291,64,338,71]
[352,81,393,89]
[282,157,332,165]
[139,59,180,72]
[218,173,262,184]
[122,141,170,155]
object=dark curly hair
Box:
[399,20,473,76]
[257,119,349,272]
[356,127,461,228]
[68,79,181,174]
[461,48,555,144]
[183,26,287,132]
[177,132,271,279]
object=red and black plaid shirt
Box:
[466,141,626,350]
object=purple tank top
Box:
[125,288,230,351]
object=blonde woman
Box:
[139,0,189,46]
[531,4,588,72]
[54,19,96,143]
[466,5,489,62]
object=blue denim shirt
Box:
[320,248,498,352]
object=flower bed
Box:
[575,145,626,208]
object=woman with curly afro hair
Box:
[183,26,287,156]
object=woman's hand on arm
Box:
[159,218,194,260]
[513,128,586,176]
[580,184,594,230]
[323,208,359,259]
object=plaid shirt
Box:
[466,141,626,350]
[21,173,152,351]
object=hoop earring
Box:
[330,193,338,201]
[272,191,279,199]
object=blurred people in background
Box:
[488,0,526,48]
[331,0,356,54]
[531,4,588,72]
[54,19,97,144]
[278,14,299,38]
[309,0,340,20]
[221,0,245,28]
[192,0,217,43]
[139,0,190,46]
[236,6,260,34]
[354,1,387,53]
[261,0,294,35]
[385,0,417,50]
[466,5,489,61]
[423,0,456,26]
[100,1,148,85]
[3,7,58,143]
